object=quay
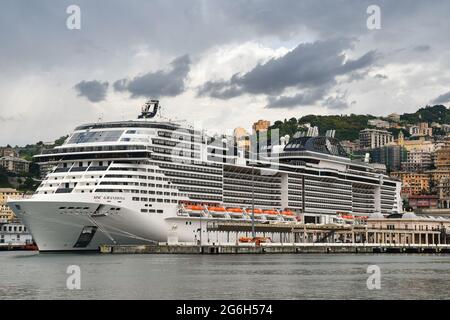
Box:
[99,243,450,254]
[100,217,450,254]
[0,243,38,251]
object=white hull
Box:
[8,195,179,251]
[8,196,290,251]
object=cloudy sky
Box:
[1,0,450,145]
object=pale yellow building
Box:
[252,120,271,133]
[398,134,435,152]
[0,147,18,158]
[434,140,450,169]
[367,213,450,245]
[438,177,450,209]
[390,171,430,196]
[427,139,450,206]
[233,127,250,153]
[0,156,30,174]
[0,188,21,222]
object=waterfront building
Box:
[434,140,450,169]
[252,119,271,133]
[367,212,450,245]
[438,177,450,209]
[427,138,450,193]
[398,135,435,152]
[407,195,439,210]
[0,188,21,222]
[390,172,430,196]
[370,145,407,172]
[0,222,33,245]
[359,129,393,150]
[401,150,433,172]
[0,156,30,174]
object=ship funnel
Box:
[138,100,160,119]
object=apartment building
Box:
[359,129,394,150]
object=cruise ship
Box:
[8,100,402,251]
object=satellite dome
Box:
[402,212,419,219]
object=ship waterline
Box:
[8,101,402,251]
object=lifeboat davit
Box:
[207,206,227,217]
[184,205,206,217]
[226,207,245,218]
[281,210,296,220]
[245,208,264,220]
[245,208,263,214]
[263,209,280,220]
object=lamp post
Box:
[251,161,255,238]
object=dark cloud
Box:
[323,92,350,110]
[113,55,191,98]
[431,91,450,104]
[374,74,388,80]
[74,80,109,102]
[199,39,378,107]
[413,45,431,52]
[266,87,329,108]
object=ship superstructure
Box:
[8,101,402,251]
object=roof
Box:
[283,136,348,157]
[408,195,439,199]
[0,156,30,163]
[0,188,19,193]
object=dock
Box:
[0,243,38,251]
[99,243,450,254]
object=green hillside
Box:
[400,105,450,124]
[17,135,68,161]
[271,114,376,141]
[270,104,449,141]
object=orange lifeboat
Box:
[263,210,279,215]
[208,206,227,212]
[246,208,263,214]
[185,205,205,211]
[281,210,295,216]
[227,207,244,213]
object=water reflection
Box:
[0,252,449,299]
